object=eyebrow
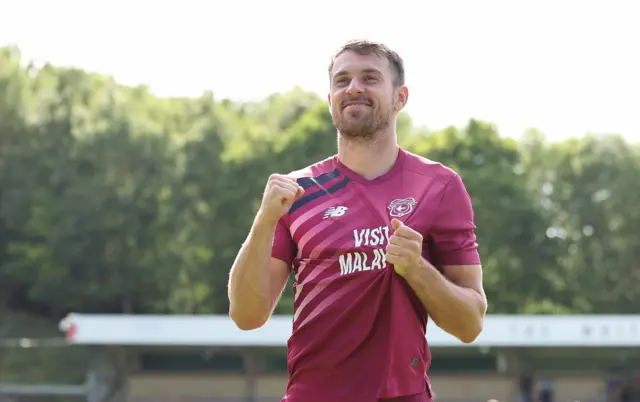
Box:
[333,68,383,78]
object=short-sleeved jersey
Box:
[272,148,481,402]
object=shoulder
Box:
[400,149,461,186]
[286,155,343,189]
[287,154,336,178]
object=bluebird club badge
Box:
[388,198,417,218]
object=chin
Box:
[338,128,376,140]
[342,109,372,118]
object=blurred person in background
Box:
[519,374,533,402]
[538,380,554,402]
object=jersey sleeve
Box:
[271,218,295,265]
[429,173,481,266]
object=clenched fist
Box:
[386,218,424,278]
[258,174,304,224]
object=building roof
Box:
[58,314,640,347]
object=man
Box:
[228,40,487,402]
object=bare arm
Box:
[403,262,487,343]
[228,215,291,330]
[227,174,303,331]
[386,173,486,343]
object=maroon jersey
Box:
[272,148,481,402]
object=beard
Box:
[332,99,393,141]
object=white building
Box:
[57,314,640,402]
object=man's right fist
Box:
[258,174,304,223]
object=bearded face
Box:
[331,92,394,140]
[328,51,403,141]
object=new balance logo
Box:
[324,206,348,219]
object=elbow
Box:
[458,297,487,344]
[229,307,269,331]
[232,318,266,331]
[457,317,484,344]
[433,315,484,344]
[458,330,481,344]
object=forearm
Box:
[403,259,486,343]
[228,213,277,328]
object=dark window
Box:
[263,353,288,373]
[429,355,496,373]
[140,351,244,373]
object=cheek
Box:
[375,99,390,111]
[374,93,392,107]
[329,94,342,111]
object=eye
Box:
[335,78,349,86]
[364,75,378,82]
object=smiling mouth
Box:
[342,102,372,110]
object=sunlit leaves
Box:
[1,45,639,321]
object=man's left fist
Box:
[386,218,424,278]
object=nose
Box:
[346,77,364,95]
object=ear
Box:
[394,86,409,112]
[327,93,333,115]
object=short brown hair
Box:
[328,40,405,87]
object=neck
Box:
[337,130,399,180]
